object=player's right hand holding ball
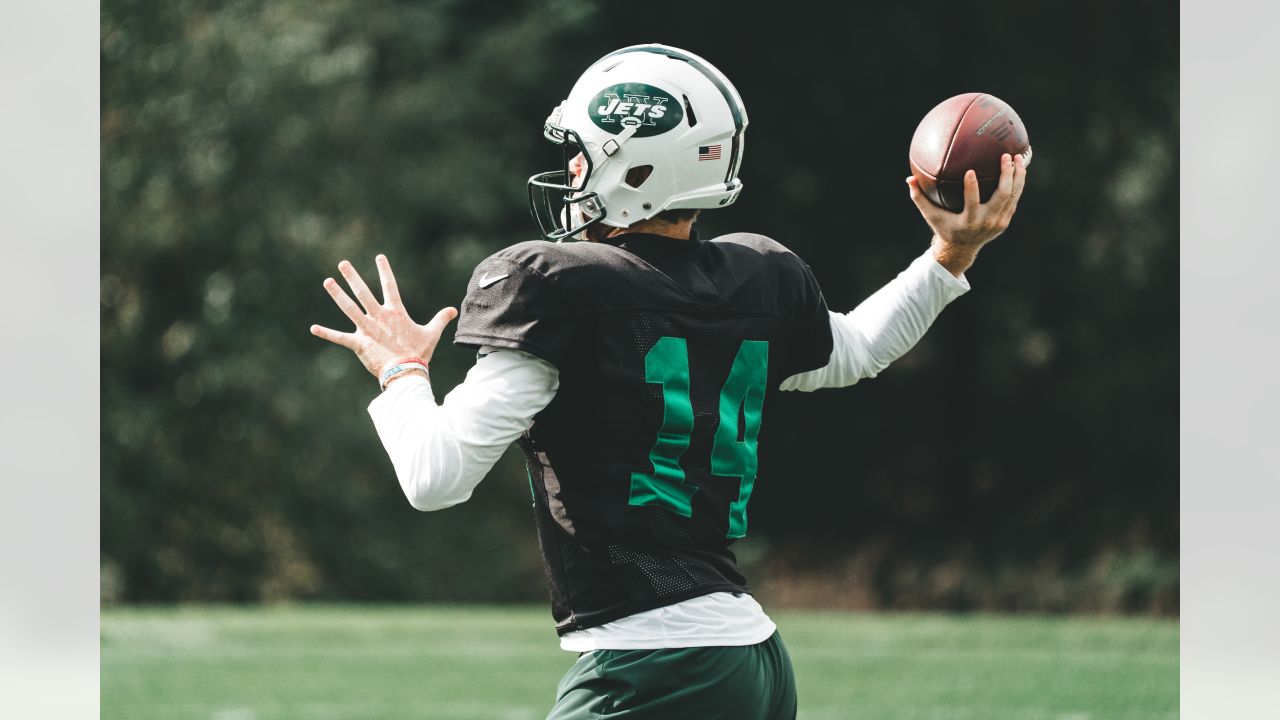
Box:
[908,153,1027,277]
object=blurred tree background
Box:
[101,0,1177,613]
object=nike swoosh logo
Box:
[478,272,509,289]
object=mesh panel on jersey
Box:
[607,544,701,597]
[633,314,659,361]
[648,507,692,542]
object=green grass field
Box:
[101,605,1177,720]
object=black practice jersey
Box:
[454,232,833,634]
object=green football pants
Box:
[546,631,797,720]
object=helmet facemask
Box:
[528,123,607,242]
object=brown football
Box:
[909,92,1031,212]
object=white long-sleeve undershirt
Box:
[779,248,970,391]
[368,248,969,514]
[368,350,559,511]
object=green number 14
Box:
[628,336,769,539]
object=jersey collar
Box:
[599,229,703,251]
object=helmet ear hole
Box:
[624,165,654,188]
[682,94,698,127]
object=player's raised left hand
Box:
[907,152,1027,276]
[310,254,457,379]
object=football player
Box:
[311,44,1026,720]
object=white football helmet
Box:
[528,44,749,240]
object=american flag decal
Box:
[698,145,722,161]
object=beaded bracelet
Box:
[379,357,429,391]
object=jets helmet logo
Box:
[588,83,684,138]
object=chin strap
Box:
[601,117,642,157]
[564,118,640,241]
